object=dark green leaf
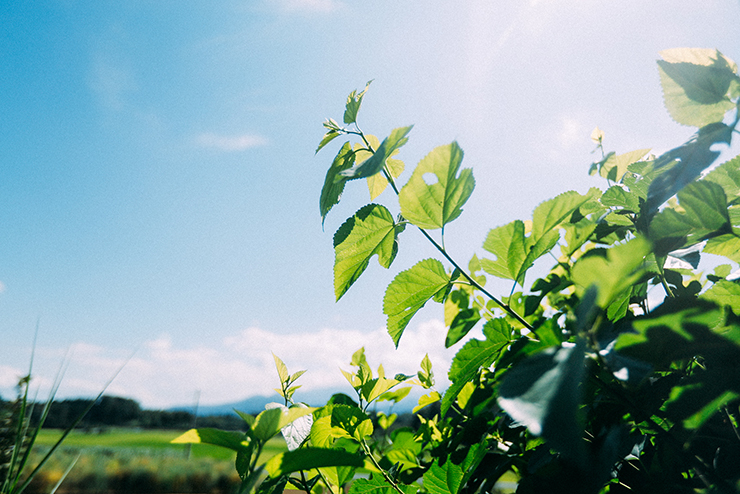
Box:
[398,142,475,230]
[445,308,481,348]
[349,475,417,494]
[316,129,342,154]
[498,339,586,463]
[645,122,733,216]
[344,81,372,125]
[441,319,512,415]
[320,142,356,224]
[648,180,731,254]
[334,204,404,300]
[384,259,450,347]
[339,126,413,181]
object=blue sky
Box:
[2,0,740,408]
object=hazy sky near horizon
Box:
[2,0,740,409]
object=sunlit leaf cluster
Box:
[184,47,740,494]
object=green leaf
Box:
[497,339,586,462]
[320,142,356,224]
[418,354,434,388]
[614,299,740,427]
[349,475,417,494]
[330,404,373,441]
[252,406,316,442]
[361,375,402,405]
[441,319,512,415]
[273,353,289,384]
[423,457,463,494]
[413,391,441,413]
[399,142,475,230]
[701,280,740,314]
[316,129,342,154]
[703,155,740,201]
[599,149,651,183]
[171,428,250,453]
[334,204,405,301]
[378,386,411,404]
[645,122,733,216]
[445,308,481,348]
[264,448,364,477]
[344,81,372,125]
[482,189,599,286]
[356,136,406,200]
[384,259,451,347]
[657,48,738,127]
[705,233,740,263]
[339,126,413,181]
[648,180,731,254]
[480,220,526,281]
[571,237,651,309]
[530,189,601,240]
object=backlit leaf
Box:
[571,236,651,309]
[658,48,738,127]
[265,448,363,477]
[600,149,651,182]
[399,142,475,230]
[384,259,451,347]
[423,457,463,494]
[701,280,740,314]
[344,81,372,125]
[171,428,250,453]
[413,391,441,413]
[481,220,526,282]
[705,233,740,263]
[703,155,740,201]
[334,204,405,300]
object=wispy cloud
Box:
[89,53,137,111]
[196,133,268,151]
[0,319,466,409]
[268,0,340,14]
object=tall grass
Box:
[1,330,124,494]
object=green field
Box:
[24,428,287,493]
[35,427,287,461]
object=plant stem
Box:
[377,161,538,337]
[360,440,406,494]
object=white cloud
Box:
[196,133,268,151]
[0,320,470,409]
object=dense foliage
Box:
[178,48,740,494]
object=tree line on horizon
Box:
[0,394,246,431]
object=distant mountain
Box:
[171,387,423,416]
